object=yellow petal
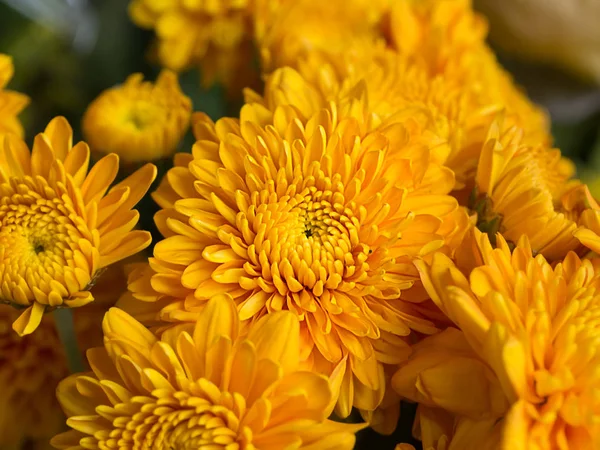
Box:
[247,310,300,373]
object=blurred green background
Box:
[2,1,600,449]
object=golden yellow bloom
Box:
[394,231,600,448]
[128,0,256,90]
[0,117,156,335]
[385,0,550,150]
[122,68,468,418]
[0,54,29,139]
[0,260,129,448]
[52,295,363,449]
[82,70,191,163]
[469,119,580,261]
[256,0,388,73]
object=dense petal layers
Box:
[470,119,579,261]
[82,70,192,163]
[394,231,600,448]
[52,295,362,449]
[121,68,469,416]
[0,117,156,335]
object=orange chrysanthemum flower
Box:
[82,70,192,163]
[0,117,156,335]
[0,260,129,448]
[122,68,469,418]
[128,0,257,91]
[469,119,581,261]
[52,295,363,449]
[393,230,600,448]
[0,54,29,140]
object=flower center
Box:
[0,176,95,306]
[238,184,371,300]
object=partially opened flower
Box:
[0,54,29,139]
[52,295,363,449]
[469,119,577,261]
[82,70,191,163]
[0,117,156,335]
[393,231,600,448]
[122,68,469,418]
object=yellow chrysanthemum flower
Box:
[0,54,29,140]
[0,117,156,335]
[128,0,256,90]
[52,295,363,449]
[255,0,388,74]
[122,67,469,418]
[393,230,600,449]
[385,0,487,75]
[0,260,129,448]
[385,0,550,149]
[468,119,582,261]
[82,70,192,163]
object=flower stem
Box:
[54,307,85,374]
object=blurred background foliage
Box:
[1,1,600,448]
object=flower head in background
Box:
[385,0,487,75]
[386,0,551,151]
[255,0,388,74]
[82,71,191,163]
[121,67,470,419]
[256,51,489,189]
[0,117,156,335]
[52,295,363,449]
[0,260,130,448]
[0,305,67,447]
[393,231,600,448]
[128,0,257,92]
[0,54,29,140]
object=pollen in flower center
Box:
[238,185,370,299]
[0,176,95,306]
